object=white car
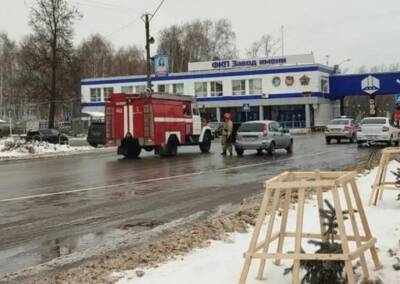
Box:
[356,117,399,146]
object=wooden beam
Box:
[249,252,349,261]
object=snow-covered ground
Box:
[114,162,400,284]
[0,137,95,160]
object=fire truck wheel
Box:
[160,137,178,156]
[125,138,141,158]
[200,132,212,153]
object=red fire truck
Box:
[105,92,213,158]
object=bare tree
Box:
[157,18,237,72]
[77,34,114,78]
[28,0,81,128]
[246,34,280,58]
[111,46,146,76]
[0,33,18,119]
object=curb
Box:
[0,147,116,163]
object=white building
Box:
[81,53,340,129]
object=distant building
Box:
[80,53,400,129]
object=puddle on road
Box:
[0,220,162,275]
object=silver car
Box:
[234,120,293,155]
[324,118,358,144]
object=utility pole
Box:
[144,13,153,92]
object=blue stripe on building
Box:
[82,92,325,107]
[81,65,332,86]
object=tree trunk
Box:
[48,2,57,129]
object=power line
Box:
[150,0,166,21]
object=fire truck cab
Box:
[105,93,213,158]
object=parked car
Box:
[87,121,105,147]
[26,129,69,144]
[234,120,293,155]
[324,117,358,144]
[356,117,399,146]
[0,119,9,137]
[207,121,223,138]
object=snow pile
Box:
[114,162,400,284]
[0,137,93,159]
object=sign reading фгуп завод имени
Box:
[187,54,315,72]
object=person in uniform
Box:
[221,113,233,156]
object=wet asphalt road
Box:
[0,133,374,275]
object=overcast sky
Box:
[1,0,400,72]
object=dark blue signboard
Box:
[329,72,400,100]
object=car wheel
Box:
[394,140,400,147]
[89,143,98,148]
[286,140,293,154]
[357,141,363,147]
[325,137,331,144]
[256,149,263,155]
[235,147,244,156]
[337,138,341,144]
[267,142,275,155]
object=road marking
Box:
[0,150,335,203]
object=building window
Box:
[121,86,133,93]
[194,82,208,97]
[232,80,246,95]
[173,83,184,95]
[210,81,223,96]
[320,77,329,93]
[90,88,101,102]
[103,87,114,100]
[249,79,262,95]
[157,84,170,93]
[135,85,146,93]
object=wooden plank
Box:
[349,238,377,259]
[274,187,292,265]
[343,182,369,279]
[331,186,355,284]
[284,232,368,242]
[334,171,357,185]
[239,187,273,284]
[315,171,327,242]
[250,252,348,261]
[265,171,289,187]
[268,180,335,189]
[256,188,282,280]
[254,232,280,252]
[350,179,383,270]
[292,187,306,284]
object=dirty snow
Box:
[115,162,400,284]
[0,137,93,159]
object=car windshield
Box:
[361,118,386,125]
[238,123,265,132]
[329,119,349,125]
